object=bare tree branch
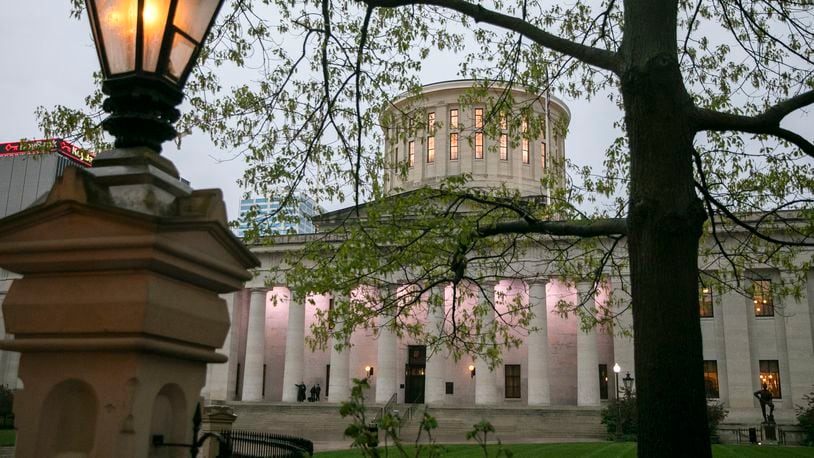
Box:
[477,217,627,238]
[693,90,814,158]
[361,0,622,73]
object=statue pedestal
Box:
[0,157,258,457]
[762,422,778,444]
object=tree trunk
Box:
[622,1,711,456]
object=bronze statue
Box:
[754,383,775,423]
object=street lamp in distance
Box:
[613,363,622,440]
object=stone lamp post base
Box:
[0,150,258,457]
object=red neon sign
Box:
[0,139,94,167]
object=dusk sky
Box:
[1,2,643,221]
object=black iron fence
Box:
[221,430,314,457]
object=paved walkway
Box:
[0,446,12,457]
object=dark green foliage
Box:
[602,398,728,443]
[706,402,729,441]
[798,389,814,446]
[601,397,638,441]
[0,386,13,430]
[466,420,513,458]
[0,386,12,416]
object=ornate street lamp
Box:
[85,0,225,152]
[623,372,634,398]
[613,363,621,400]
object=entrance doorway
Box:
[404,345,426,403]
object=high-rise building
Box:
[235,194,317,238]
[0,138,94,388]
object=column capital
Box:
[575,280,595,294]
[527,277,550,288]
[249,287,269,294]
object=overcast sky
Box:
[0,2,622,221]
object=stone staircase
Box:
[227,402,606,452]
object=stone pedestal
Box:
[0,150,258,458]
[199,405,238,458]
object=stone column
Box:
[784,272,814,409]
[576,282,600,406]
[611,279,635,394]
[475,282,499,405]
[281,290,306,402]
[204,292,237,401]
[375,288,399,403]
[527,280,551,405]
[242,288,268,401]
[425,285,447,405]
[722,288,755,409]
[329,295,351,402]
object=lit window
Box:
[475,132,484,159]
[703,361,719,398]
[449,109,458,129]
[449,133,458,160]
[328,297,335,330]
[699,284,713,318]
[522,140,529,164]
[521,119,529,164]
[759,360,781,398]
[505,364,521,399]
[427,112,435,133]
[752,279,774,317]
[475,108,484,129]
[427,136,435,163]
[541,143,547,172]
[500,134,508,160]
[408,141,415,167]
[499,114,507,130]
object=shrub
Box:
[601,397,727,442]
[797,388,814,446]
[0,386,12,417]
[600,397,638,441]
[706,402,728,440]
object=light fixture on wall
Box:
[365,366,374,377]
[468,364,476,378]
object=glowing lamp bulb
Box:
[143,4,158,24]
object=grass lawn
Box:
[0,429,14,447]
[313,442,814,457]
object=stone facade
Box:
[202,81,814,429]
